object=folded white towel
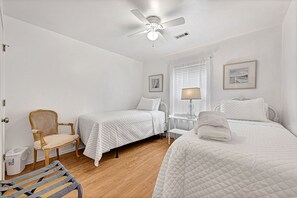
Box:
[197,126,231,142]
[198,111,229,129]
[196,111,231,142]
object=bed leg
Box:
[115,148,119,158]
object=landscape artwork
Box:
[224,61,257,89]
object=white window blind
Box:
[171,58,211,115]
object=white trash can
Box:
[6,147,28,175]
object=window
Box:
[170,58,211,116]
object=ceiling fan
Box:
[128,9,185,41]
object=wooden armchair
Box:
[29,110,79,169]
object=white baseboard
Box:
[25,145,85,165]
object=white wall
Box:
[5,16,143,163]
[143,26,282,114]
[281,0,297,135]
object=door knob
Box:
[1,117,9,123]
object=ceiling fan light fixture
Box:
[129,9,186,42]
[147,30,158,41]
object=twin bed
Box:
[77,101,167,166]
[153,99,297,197]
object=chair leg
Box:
[75,138,80,158]
[44,149,51,166]
[56,148,60,160]
[32,149,37,170]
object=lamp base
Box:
[189,99,195,117]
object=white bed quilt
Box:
[153,120,297,197]
[77,110,165,166]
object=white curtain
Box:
[170,57,211,116]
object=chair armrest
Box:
[32,129,47,148]
[58,123,75,135]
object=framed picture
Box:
[149,74,163,92]
[223,60,257,90]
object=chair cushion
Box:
[34,134,79,150]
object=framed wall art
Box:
[223,60,257,90]
[149,74,163,92]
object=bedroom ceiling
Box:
[3,0,291,61]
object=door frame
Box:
[0,0,5,180]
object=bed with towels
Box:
[77,97,167,166]
[153,98,297,197]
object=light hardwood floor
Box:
[7,136,171,198]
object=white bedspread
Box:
[77,110,165,166]
[153,120,297,197]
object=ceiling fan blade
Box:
[162,17,185,28]
[131,9,149,24]
[156,30,166,41]
[127,29,149,37]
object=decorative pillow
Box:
[136,97,155,111]
[153,98,161,111]
[221,98,268,122]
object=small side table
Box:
[167,115,197,144]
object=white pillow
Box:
[153,98,161,111]
[137,97,161,111]
[136,97,155,111]
[221,98,268,122]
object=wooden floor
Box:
[6,136,171,198]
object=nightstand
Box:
[167,115,198,144]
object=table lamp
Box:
[181,87,201,117]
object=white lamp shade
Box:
[181,87,201,100]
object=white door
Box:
[0,0,7,180]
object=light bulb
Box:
[147,30,159,41]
